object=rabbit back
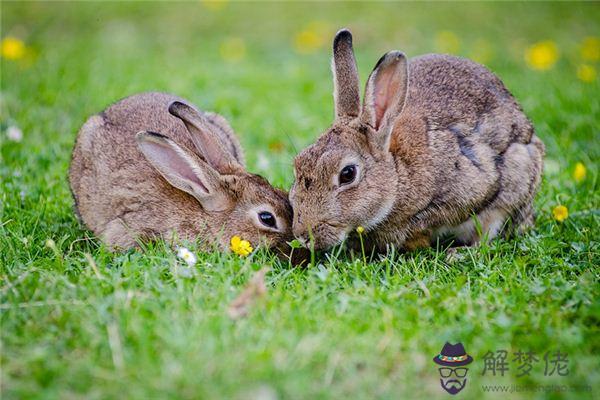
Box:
[406,54,534,151]
[396,55,544,242]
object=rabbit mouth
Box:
[296,221,350,250]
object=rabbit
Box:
[289,29,545,252]
[69,92,295,255]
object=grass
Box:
[1,2,599,399]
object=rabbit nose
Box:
[292,215,303,235]
[292,224,310,248]
[293,228,308,246]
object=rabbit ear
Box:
[137,131,231,211]
[361,51,408,150]
[168,101,244,174]
[332,29,361,119]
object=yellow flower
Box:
[230,235,253,257]
[294,22,329,54]
[219,37,246,63]
[577,64,596,83]
[200,0,228,11]
[525,41,559,71]
[1,37,26,60]
[268,141,284,153]
[356,226,365,234]
[573,162,587,182]
[580,37,600,61]
[552,205,568,222]
[435,31,460,54]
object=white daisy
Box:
[7,125,23,142]
[256,151,270,171]
[177,247,197,267]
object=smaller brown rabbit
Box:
[290,29,544,252]
[69,92,293,254]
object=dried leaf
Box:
[227,267,269,319]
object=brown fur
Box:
[69,92,294,254]
[290,30,544,251]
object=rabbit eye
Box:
[339,165,357,185]
[258,211,277,228]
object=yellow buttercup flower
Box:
[573,162,587,182]
[552,205,568,222]
[356,226,365,234]
[201,0,228,11]
[525,41,559,71]
[230,235,253,257]
[294,21,329,54]
[219,37,246,63]
[435,31,460,54]
[1,37,26,60]
[577,64,596,83]
[580,37,599,61]
[268,141,284,153]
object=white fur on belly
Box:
[434,208,507,245]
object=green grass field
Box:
[1,2,599,399]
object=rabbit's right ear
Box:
[360,51,409,152]
[332,29,361,119]
[137,131,232,212]
[168,101,244,174]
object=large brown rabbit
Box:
[69,92,294,254]
[290,29,544,252]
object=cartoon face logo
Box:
[433,342,473,395]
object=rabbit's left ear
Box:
[361,51,408,151]
[136,131,232,212]
[332,29,361,119]
[168,101,244,174]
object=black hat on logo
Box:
[433,342,473,367]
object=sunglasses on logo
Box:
[439,367,468,378]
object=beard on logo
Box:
[440,378,467,395]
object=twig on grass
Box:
[85,252,103,280]
[227,267,269,320]
[106,321,125,372]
